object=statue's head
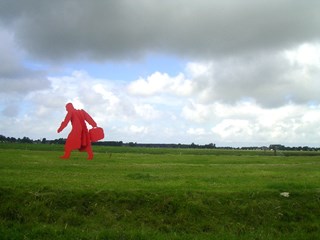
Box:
[65,102,74,112]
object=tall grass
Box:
[0,143,319,239]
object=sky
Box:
[1,0,320,147]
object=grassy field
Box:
[0,143,319,239]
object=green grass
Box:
[0,143,319,239]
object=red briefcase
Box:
[89,127,104,142]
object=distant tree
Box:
[205,143,216,149]
[128,142,137,147]
[0,135,6,142]
[21,136,32,143]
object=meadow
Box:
[0,143,319,239]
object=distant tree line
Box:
[1,134,319,151]
[120,142,217,149]
[0,135,66,144]
[0,135,216,149]
[268,144,319,152]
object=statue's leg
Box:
[60,145,71,159]
[86,145,94,160]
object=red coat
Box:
[59,109,97,151]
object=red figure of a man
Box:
[57,103,97,160]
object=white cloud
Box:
[187,128,206,136]
[182,101,212,123]
[284,43,320,66]
[212,119,252,140]
[134,103,160,120]
[127,71,193,97]
[128,125,148,134]
[180,98,320,145]
[186,62,213,78]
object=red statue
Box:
[57,103,98,160]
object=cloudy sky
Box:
[1,0,320,147]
